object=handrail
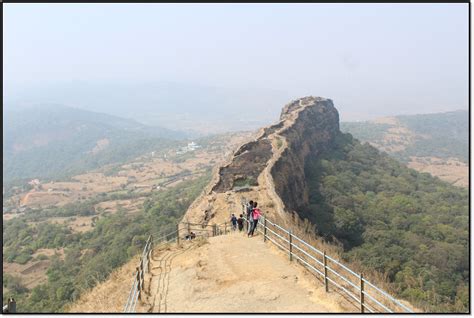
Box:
[123,230,157,313]
[291,233,325,257]
[291,242,324,267]
[241,204,413,313]
[151,231,178,243]
[291,251,324,277]
[123,219,242,312]
[325,254,360,277]
[362,278,413,313]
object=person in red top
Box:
[248,201,261,237]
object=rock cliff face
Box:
[183,96,340,228]
[271,98,339,214]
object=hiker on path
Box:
[230,214,238,231]
[248,201,261,237]
[237,214,244,232]
[246,200,254,233]
[185,232,196,240]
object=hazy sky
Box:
[4,3,468,120]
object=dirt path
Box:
[143,232,354,313]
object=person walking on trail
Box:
[248,201,261,237]
[246,200,254,233]
[237,214,244,232]
[230,214,238,231]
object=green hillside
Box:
[340,110,468,163]
[2,172,211,313]
[301,132,468,312]
[3,105,185,182]
[397,111,468,162]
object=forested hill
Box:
[3,105,185,182]
[301,131,468,312]
[340,110,468,163]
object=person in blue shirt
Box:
[246,200,254,233]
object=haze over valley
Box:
[3,3,468,314]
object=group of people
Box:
[229,200,262,237]
[230,213,245,232]
[185,231,196,240]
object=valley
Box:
[2,130,254,312]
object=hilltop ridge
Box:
[183,96,338,228]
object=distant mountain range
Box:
[4,81,291,135]
[4,100,467,186]
[3,105,185,182]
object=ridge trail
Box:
[143,232,354,313]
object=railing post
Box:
[360,273,365,313]
[147,249,151,273]
[289,230,292,261]
[136,269,141,299]
[140,260,144,290]
[224,222,227,234]
[263,218,267,242]
[243,204,249,232]
[176,223,180,246]
[213,224,217,237]
[323,251,328,292]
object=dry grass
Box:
[408,156,468,188]
[2,213,23,221]
[66,255,140,313]
[94,198,145,215]
[47,216,97,233]
[3,260,50,289]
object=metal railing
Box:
[123,235,155,313]
[242,203,413,313]
[124,206,413,313]
[123,220,233,313]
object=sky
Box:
[3,3,469,121]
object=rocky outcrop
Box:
[271,98,339,213]
[183,96,340,228]
[212,138,273,192]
